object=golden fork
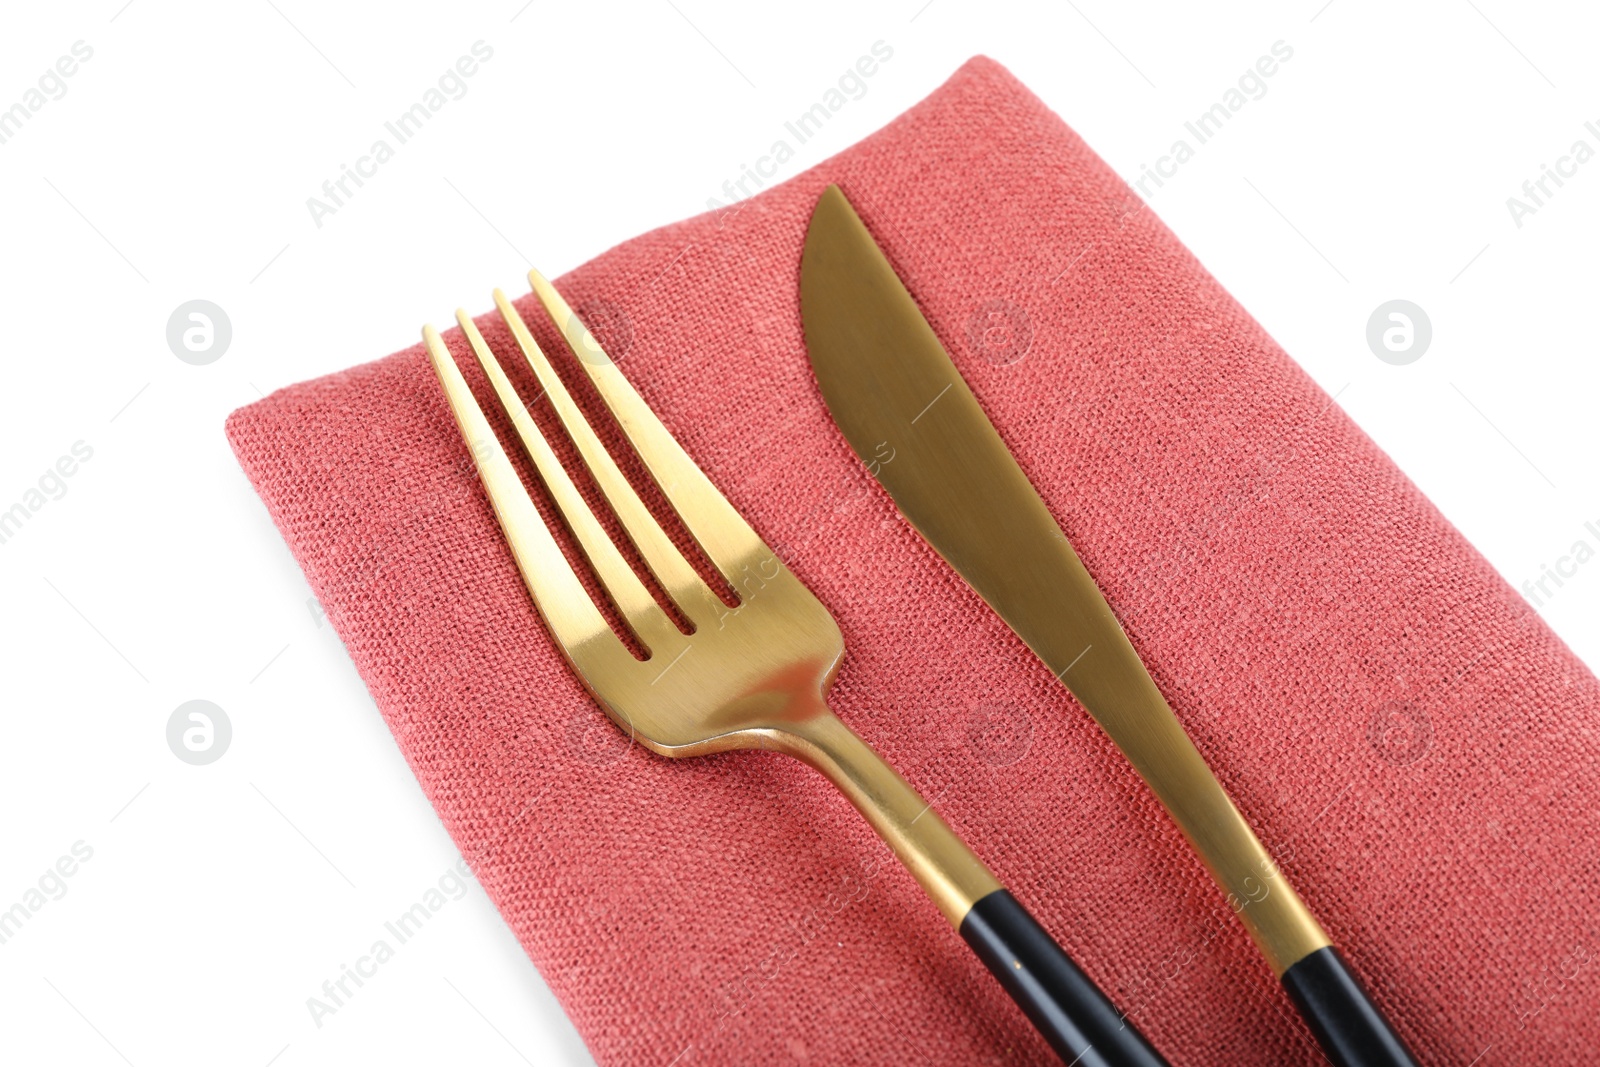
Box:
[420,272,1169,1066]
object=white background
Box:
[1,1,1595,1064]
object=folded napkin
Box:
[227,56,1599,1065]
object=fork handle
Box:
[961,889,1169,1066]
[786,710,1167,1065]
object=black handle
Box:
[1281,947,1418,1067]
[959,889,1169,1066]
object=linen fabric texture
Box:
[227,56,1599,1065]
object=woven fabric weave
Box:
[226,56,1600,1065]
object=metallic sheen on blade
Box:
[799,184,1329,977]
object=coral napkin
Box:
[226,56,1599,1065]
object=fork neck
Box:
[774,702,1000,927]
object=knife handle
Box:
[960,889,1169,1067]
[1281,947,1418,1067]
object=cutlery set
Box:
[419,186,1419,1065]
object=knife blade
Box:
[800,184,1418,1067]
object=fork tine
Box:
[492,289,723,629]
[421,324,657,663]
[452,310,680,654]
[525,269,767,589]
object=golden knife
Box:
[799,184,1418,1067]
